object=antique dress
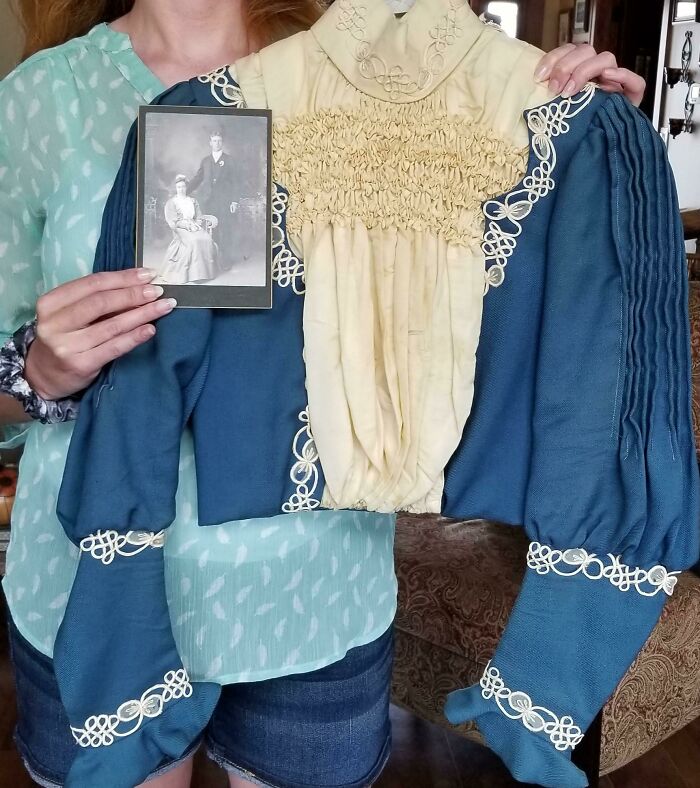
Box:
[54,2,698,786]
[160,195,218,283]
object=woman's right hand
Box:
[25,268,176,400]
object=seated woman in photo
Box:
[160,174,218,284]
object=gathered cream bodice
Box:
[234,0,552,512]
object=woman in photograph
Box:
[160,174,218,284]
[0,1,647,787]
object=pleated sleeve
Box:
[445,95,699,787]
[54,91,219,788]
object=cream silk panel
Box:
[236,0,552,512]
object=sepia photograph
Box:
[136,105,272,308]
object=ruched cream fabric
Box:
[235,0,552,512]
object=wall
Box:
[658,15,700,209]
[541,0,565,51]
[540,0,578,53]
[0,1,23,79]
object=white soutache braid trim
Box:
[71,669,192,748]
[271,186,305,294]
[282,408,321,513]
[336,0,471,101]
[480,662,584,752]
[482,84,597,294]
[527,542,679,597]
[79,530,166,565]
[197,67,246,107]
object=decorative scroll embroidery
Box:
[336,0,368,41]
[272,103,526,245]
[282,408,321,513]
[197,67,246,107]
[482,84,597,293]
[271,186,305,294]
[79,530,166,565]
[480,662,584,752]
[71,669,192,748]
[527,542,679,597]
[336,0,472,100]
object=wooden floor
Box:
[1,597,699,788]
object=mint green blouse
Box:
[0,23,397,683]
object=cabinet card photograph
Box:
[137,105,272,309]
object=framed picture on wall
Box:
[573,0,591,32]
[558,11,572,46]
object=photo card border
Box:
[136,104,273,309]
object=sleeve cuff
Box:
[444,541,668,787]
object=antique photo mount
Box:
[136,104,273,309]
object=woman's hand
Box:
[535,44,646,107]
[25,268,176,400]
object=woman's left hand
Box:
[535,44,646,107]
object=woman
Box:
[0,1,646,787]
[160,174,218,284]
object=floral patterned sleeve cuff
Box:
[0,319,82,424]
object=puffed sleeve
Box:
[54,110,219,788]
[164,196,179,228]
[445,95,700,787]
[0,80,46,448]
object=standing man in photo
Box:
[189,128,239,267]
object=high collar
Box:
[312,0,486,103]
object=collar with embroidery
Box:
[312,0,486,103]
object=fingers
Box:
[535,45,646,106]
[35,268,158,318]
[541,45,616,95]
[76,324,159,373]
[27,268,175,400]
[557,51,619,97]
[537,44,599,94]
[535,44,615,95]
[535,44,577,83]
[602,67,646,107]
[48,283,166,333]
[69,297,177,354]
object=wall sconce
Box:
[666,31,693,88]
[667,31,697,137]
[669,118,686,138]
[670,84,699,138]
[665,67,684,88]
[682,30,693,82]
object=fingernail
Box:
[158,298,177,311]
[143,285,164,298]
[548,78,561,94]
[535,64,550,82]
[137,268,157,281]
[561,79,577,98]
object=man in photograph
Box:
[189,128,239,264]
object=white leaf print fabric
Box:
[0,23,397,685]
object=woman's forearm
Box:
[0,392,31,427]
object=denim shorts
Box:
[8,619,394,788]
